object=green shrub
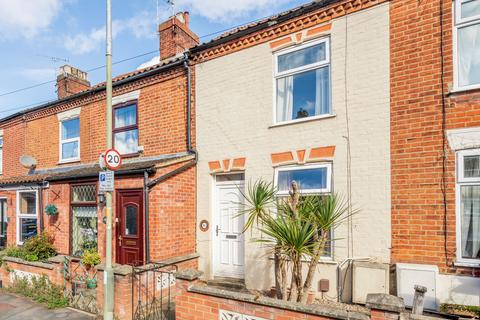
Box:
[81,249,101,268]
[3,233,57,262]
[7,275,68,309]
[22,232,56,261]
[440,303,480,318]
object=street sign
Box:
[104,148,122,170]
[99,171,114,192]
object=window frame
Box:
[273,162,334,259]
[272,37,332,124]
[274,163,332,196]
[112,100,139,157]
[455,149,480,265]
[70,182,98,257]
[59,117,80,163]
[453,0,480,91]
[16,190,38,245]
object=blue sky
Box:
[0,0,307,118]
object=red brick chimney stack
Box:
[159,11,199,61]
[56,65,90,99]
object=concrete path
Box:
[0,291,94,320]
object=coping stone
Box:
[189,285,370,320]
[3,257,55,270]
[96,263,133,276]
[366,293,405,313]
[175,268,203,281]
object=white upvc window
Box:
[456,149,480,264]
[274,163,332,196]
[16,190,38,245]
[273,38,331,124]
[454,0,480,91]
[60,118,80,162]
[274,163,333,257]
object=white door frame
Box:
[212,173,245,279]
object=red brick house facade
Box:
[391,0,480,307]
[0,13,198,268]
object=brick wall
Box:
[0,65,194,176]
[390,0,480,276]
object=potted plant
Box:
[44,204,58,216]
[81,249,101,271]
[86,277,97,289]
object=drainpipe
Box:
[144,171,150,263]
[143,53,198,262]
[38,183,44,232]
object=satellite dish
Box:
[20,155,37,169]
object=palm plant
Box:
[241,178,355,303]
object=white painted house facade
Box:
[193,0,391,300]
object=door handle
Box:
[216,225,220,236]
[118,235,122,246]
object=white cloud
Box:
[0,0,62,39]
[64,11,158,55]
[176,0,291,21]
[19,68,57,82]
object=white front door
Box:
[213,176,245,278]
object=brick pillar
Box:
[96,265,133,320]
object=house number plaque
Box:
[199,220,209,232]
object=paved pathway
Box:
[0,291,94,320]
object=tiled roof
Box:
[0,152,193,186]
[191,0,341,53]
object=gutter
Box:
[143,53,198,263]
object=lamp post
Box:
[103,0,114,319]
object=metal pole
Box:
[104,0,114,319]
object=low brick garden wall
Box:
[174,271,445,320]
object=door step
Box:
[207,277,247,292]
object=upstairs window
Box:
[455,0,480,90]
[113,103,138,155]
[274,38,331,124]
[60,118,80,162]
[456,149,480,263]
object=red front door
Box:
[115,189,144,265]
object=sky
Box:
[0,0,307,119]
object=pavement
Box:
[0,291,94,320]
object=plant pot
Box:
[86,279,97,289]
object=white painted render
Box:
[195,3,391,298]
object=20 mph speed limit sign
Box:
[104,148,122,170]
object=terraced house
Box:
[0,12,198,269]
[192,0,392,304]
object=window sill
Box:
[121,152,140,159]
[58,159,80,165]
[454,260,480,268]
[269,114,336,128]
[448,85,480,96]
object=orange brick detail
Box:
[296,150,306,163]
[269,36,292,49]
[232,157,246,170]
[208,161,221,172]
[222,159,231,171]
[306,23,332,37]
[309,146,335,160]
[295,32,303,42]
[271,151,294,165]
